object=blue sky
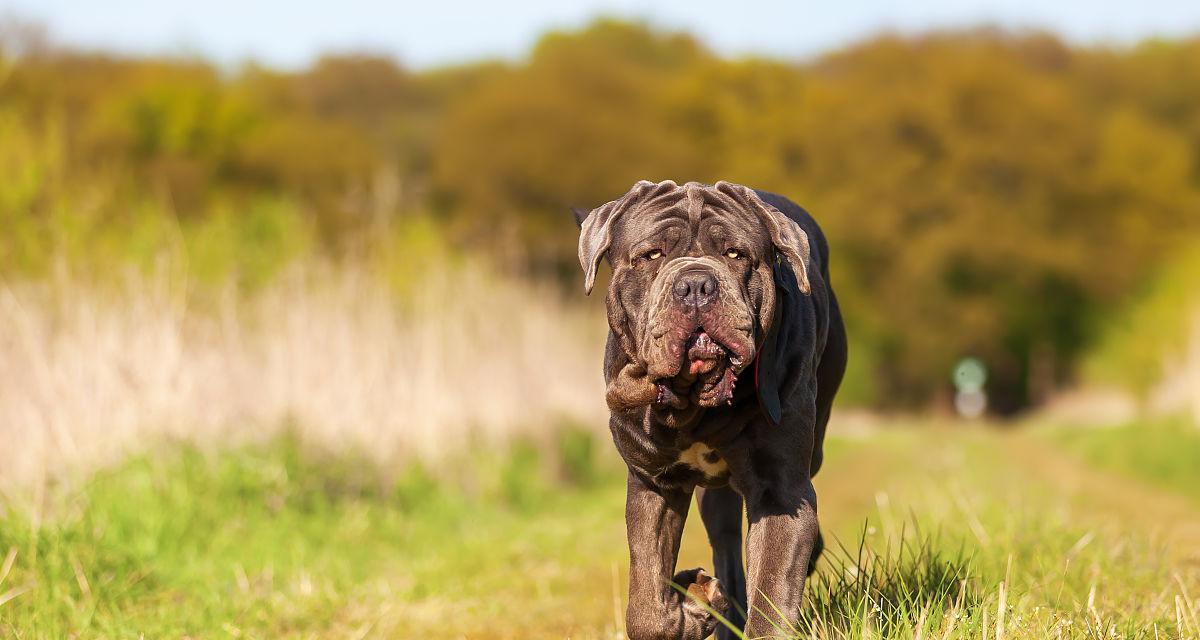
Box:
[4,0,1200,69]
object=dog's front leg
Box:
[624,471,728,640]
[742,478,819,638]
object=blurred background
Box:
[1,3,1199,638]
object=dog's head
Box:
[578,180,811,412]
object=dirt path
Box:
[1000,432,1200,564]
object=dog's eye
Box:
[724,248,741,259]
[645,249,663,261]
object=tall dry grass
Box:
[0,263,608,491]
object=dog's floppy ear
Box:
[715,181,811,295]
[755,261,799,427]
[577,180,659,295]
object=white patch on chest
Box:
[678,442,728,478]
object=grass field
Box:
[1,421,1198,639]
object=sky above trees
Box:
[4,0,1200,68]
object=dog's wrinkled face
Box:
[638,252,754,409]
[579,180,812,413]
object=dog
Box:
[575,180,847,639]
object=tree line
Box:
[2,18,1198,411]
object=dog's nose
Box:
[673,270,719,307]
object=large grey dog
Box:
[575,180,847,639]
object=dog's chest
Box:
[647,440,732,488]
[676,442,728,479]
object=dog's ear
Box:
[578,180,661,295]
[755,262,799,427]
[570,206,590,229]
[715,181,811,295]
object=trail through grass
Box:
[1050,418,1200,503]
[1,423,1198,639]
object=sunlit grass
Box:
[801,424,1200,640]
[797,530,978,638]
[1,424,1197,639]
[1051,418,1200,502]
[0,432,624,638]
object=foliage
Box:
[1083,239,1200,396]
[3,20,1200,408]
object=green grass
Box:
[1,439,402,636]
[796,530,978,638]
[1,423,1198,639]
[0,433,627,638]
[1051,418,1200,502]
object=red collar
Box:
[753,354,762,391]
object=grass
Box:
[1051,418,1200,503]
[794,531,978,638]
[2,439,399,636]
[1,422,1198,639]
[0,264,608,490]
[0,432,626,638]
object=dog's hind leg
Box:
[697,485,747,638]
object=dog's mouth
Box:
[654,328,745,410]
[686,330,724,374]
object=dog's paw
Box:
[674,567,730,638]
[686,569,729,613]
[674,567,729,617]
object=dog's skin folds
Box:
[577,180,847,639]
